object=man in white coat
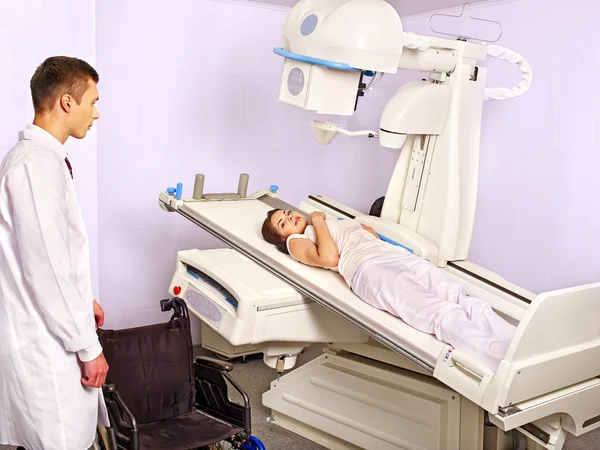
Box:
[0,56,109,450]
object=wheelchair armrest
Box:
[102,383,140,450]
[196,356,233,372]
[102,381,118,394]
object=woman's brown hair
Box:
[261,209,289,254]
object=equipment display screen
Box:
[184,285,226,328]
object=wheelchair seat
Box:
[97,298,261,450]
[136,411,234,450]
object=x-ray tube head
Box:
[274,0,405,115]
[280,0,404,73]
[278,59,362,115]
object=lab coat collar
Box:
[19,124,68,160]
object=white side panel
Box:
[484,283,600,409]
[495,379,600,438]
[264,351,465,450]
[201,326,260,359]
[253,302,368,344]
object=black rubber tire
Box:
[96,425,114,450]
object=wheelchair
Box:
[95,297,265,450]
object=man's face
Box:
[68,79,100,139]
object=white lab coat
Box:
[0,125,108,450]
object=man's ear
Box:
[60,94,72,112]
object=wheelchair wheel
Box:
[241,436,266,450]
[95,425,115,450]
[198,443,226,450]
[203,444,224,450]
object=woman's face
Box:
[270,209,308,239]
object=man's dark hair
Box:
[30,56,99,114]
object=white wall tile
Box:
[143,71,248,152]
[550,234,594,290]
[99,228,182,312]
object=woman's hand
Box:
[310,211,326,222]
[291,211,338,267]
[361,224,379,239]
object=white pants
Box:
[351,255,516,370]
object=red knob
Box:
[174,286,181,295]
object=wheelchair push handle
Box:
[102,381,118,394]
[160,297,189,320]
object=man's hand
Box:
[310,211,326,222]
[81,352,109,388]
[93,299,104,328]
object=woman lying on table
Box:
[261,209,516,370]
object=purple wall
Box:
[2,0,597,334]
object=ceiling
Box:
[253,0,491,17]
